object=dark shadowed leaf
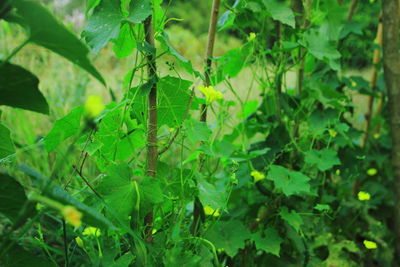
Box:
[10,0,105,84]
[0,62,49,114]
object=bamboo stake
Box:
[382,0,400,261]
[362,17,383,147]
[143,14,158,243]
[192,0,221,236]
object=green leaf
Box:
[314,204,331,212]
[130,76,193,128]
[10,0,105,85]
[157,33,199,76]
[113,23,136,58]
[0,123,15,160]
[97,163,136,219]
[126,0,152,24]
[252,228,283,257]
[218,10,236,31]
[84,0,151,54]
[0,62,49,114]
[214,48,245,83]
[205,220,251,257]
[197,177,227,210]
[43,106,84,152]
[1,244,56,267]
[93,106,145,168]
[19,165,117,230]
[0,173,33,223]
[279,207,303,233]
[304,149,341,172]
[140,177,163,204]
[237,100,259,119]
[83,0,124,53]
[300,29,341,71]
[268,165,310,196]
[183,119,211,143]
[263,0,295,28]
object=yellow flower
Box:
[367,168,377,176]
[251,170,265,182]
[84,95,104,118]
[204,205,220,217]
[62,206,82,227]
[363,240,377,249]
[82,227,101,237]
[247,32,256,41]
[358,191,371,201]
[198,85,223,104]
[75,237,84,248]
[328,129,337,137]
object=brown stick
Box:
[347,0,359,21]
[362,17,383,147]
[382,0,400,261]
[143,14,158,243]
[192,0,221,237]
[200,0,220,123]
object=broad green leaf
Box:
[83,0,124,53]
[93,107,145,169]
[200,139,236,158]
[218,10,236,31]
[84,0,151,54]
[237,100,259,119]
[205,220,251,257]
[314,204,331,212]
[279,207,303,233]
[252,228,283,257]
[113,23,136,58]
[0,62,49,114]
[268,165,310,196]
[157,33,199,76]
[97,163,136,219]
[19,165,117,230]
[300,29,341,71]
[0,123,15,159]
[126,0,152,24]
[197,177,226,210]
[183,119,211,143]
[43,106,83,152]
[1,244,56,267]
[263,0,295,28]
[0,173,33,223]
[130,76,193,128]
[140,177,163,204]
[304,149,341,172]
[10,0,105,85]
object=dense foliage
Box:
[0,0,396,266]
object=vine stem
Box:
[143,13,158,243]
[0,38,30,67]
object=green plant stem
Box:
[62,219,69,267]
[0,38,30,67]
